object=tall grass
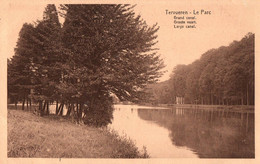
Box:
[7,109,149,158]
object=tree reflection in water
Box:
[137,107,254,158]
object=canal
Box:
[109,105,254,158]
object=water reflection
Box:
[110,105,254,158]
[109,105,197,158]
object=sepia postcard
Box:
[0,0,260,163]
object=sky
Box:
[2,0,256,81]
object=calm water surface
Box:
[109,105,254,158]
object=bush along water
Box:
[103,128,150,158]
[83,97,114,127]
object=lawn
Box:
[7,109,148,158]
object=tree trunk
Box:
[15,101,17,110]
[26,98,29,110]
[66,103,71,116]
[43,101,46,113]
[29,99,32,110]
[46,101,49,115]
[71,103,75,121]
[211,92,213,105]
[76,103,79,123]
[22,98,25,110]
[59,104,64,116]
[56,101,59,114]
[39,101,44,116]
[76,103,79,116]
[76,103,83,123]
[247,83,249,105]
[79,103,83,119]
[57,103,63,115]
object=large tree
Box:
[58,4,164,126]
[29,4,62,115]
[8,23,37,110]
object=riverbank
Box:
[7,109,148,158]
[151,104,254,113]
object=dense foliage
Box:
[8,4,164,126]
[145,33,254,105]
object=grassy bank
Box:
[155,104,254,112]
[7,109,148,158]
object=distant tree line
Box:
[7,4,164,126]
[144,33,254,105]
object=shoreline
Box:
[8,103,255,113]
[131,103,255,113]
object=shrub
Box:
[83,98,114,127]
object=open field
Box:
[7,108,148,158]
